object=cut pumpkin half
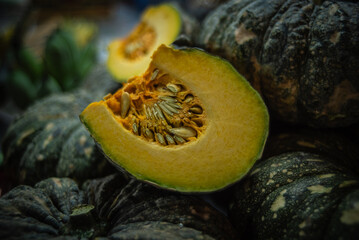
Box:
[107,4,181,82]
[81,44,269,192]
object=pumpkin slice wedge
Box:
[107,4,182,82]
[81,44,269,192]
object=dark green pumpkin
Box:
[1,65,118,186]
[229,152,359,239]
[197,0,359,127]
[0,173,239,240]
[262,126,359,173]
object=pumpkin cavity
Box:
[104,67,207,146]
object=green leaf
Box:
[8,70,38,109]
[17,47,42,84]
[38,75,62,98]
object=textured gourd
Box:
[1,65,118,186]
[107,4,182,81]
[81,44,269,192]
[262,126,359,174]
[197,0,359,127]
[229,152,359,239]
[0,174,239,240]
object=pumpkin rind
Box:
[197,0,359,127]
[229,152,359,239]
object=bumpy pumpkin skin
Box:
[0,174,239,240]
[229,152,359,239]
[1,66,118,186]
[262,126,359,174]
[84,174,239,240]
[197,0,359,127]
[0,178,84,240]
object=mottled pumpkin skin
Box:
[0,174,238,240]
[229,152,359,239]
[83,174,239,240]
[197,0,359,127]
[1,65,118,186]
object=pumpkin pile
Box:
[1,1,359,239]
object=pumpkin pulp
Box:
[107,4,181,82]
[81,45,269,192]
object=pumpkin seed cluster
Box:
[121,22,156,61]
[105,67,207,146]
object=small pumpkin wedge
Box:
[80,44,269,193]
[197,0,359,127]
[229,152,359,239]
[0,174,239,240]
[107,3,198,82]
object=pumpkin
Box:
[107,3,199,82]
[262,125,359,173]
[1,65,118,186]
[80,44,269,193]
[229,151,359,239]
[0,173,239,239]
[197,0,359,127]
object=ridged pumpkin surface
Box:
[1,66,118,185]
[229,152,359,239]
[0,174,239,240]
[197,0,359,127]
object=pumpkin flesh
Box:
[81,45,269,192]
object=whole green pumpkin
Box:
[1,65,118,186]
[197,0,359,127]
[0,173,239,240]
[229,151,359,239]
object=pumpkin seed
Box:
[162,102,179,114]
[159,96,177,102]
[145,129,154,139]
[174,135,186,144]
[169,127,196,138]
[189,106,203,114]
[144,105,149,119]
[152,106,160,120]
[120,92,131,118]
[184,94,194,103]
[166,83,181,93]
[165,134,176,145]
[154,104,165,120]
[132,122,138,135]
[146,106,154,120]
[156,133,166,145]
[166,101,182,109]
[151,69,159,81]
[158,102,174,116]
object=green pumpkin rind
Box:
[0,174,239,240]
[83,174,239,240]
[0,178,83,240]
[1,65,118,186]
[108,221,215,240]
[229,152,359,239]
[197,0,359,127]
